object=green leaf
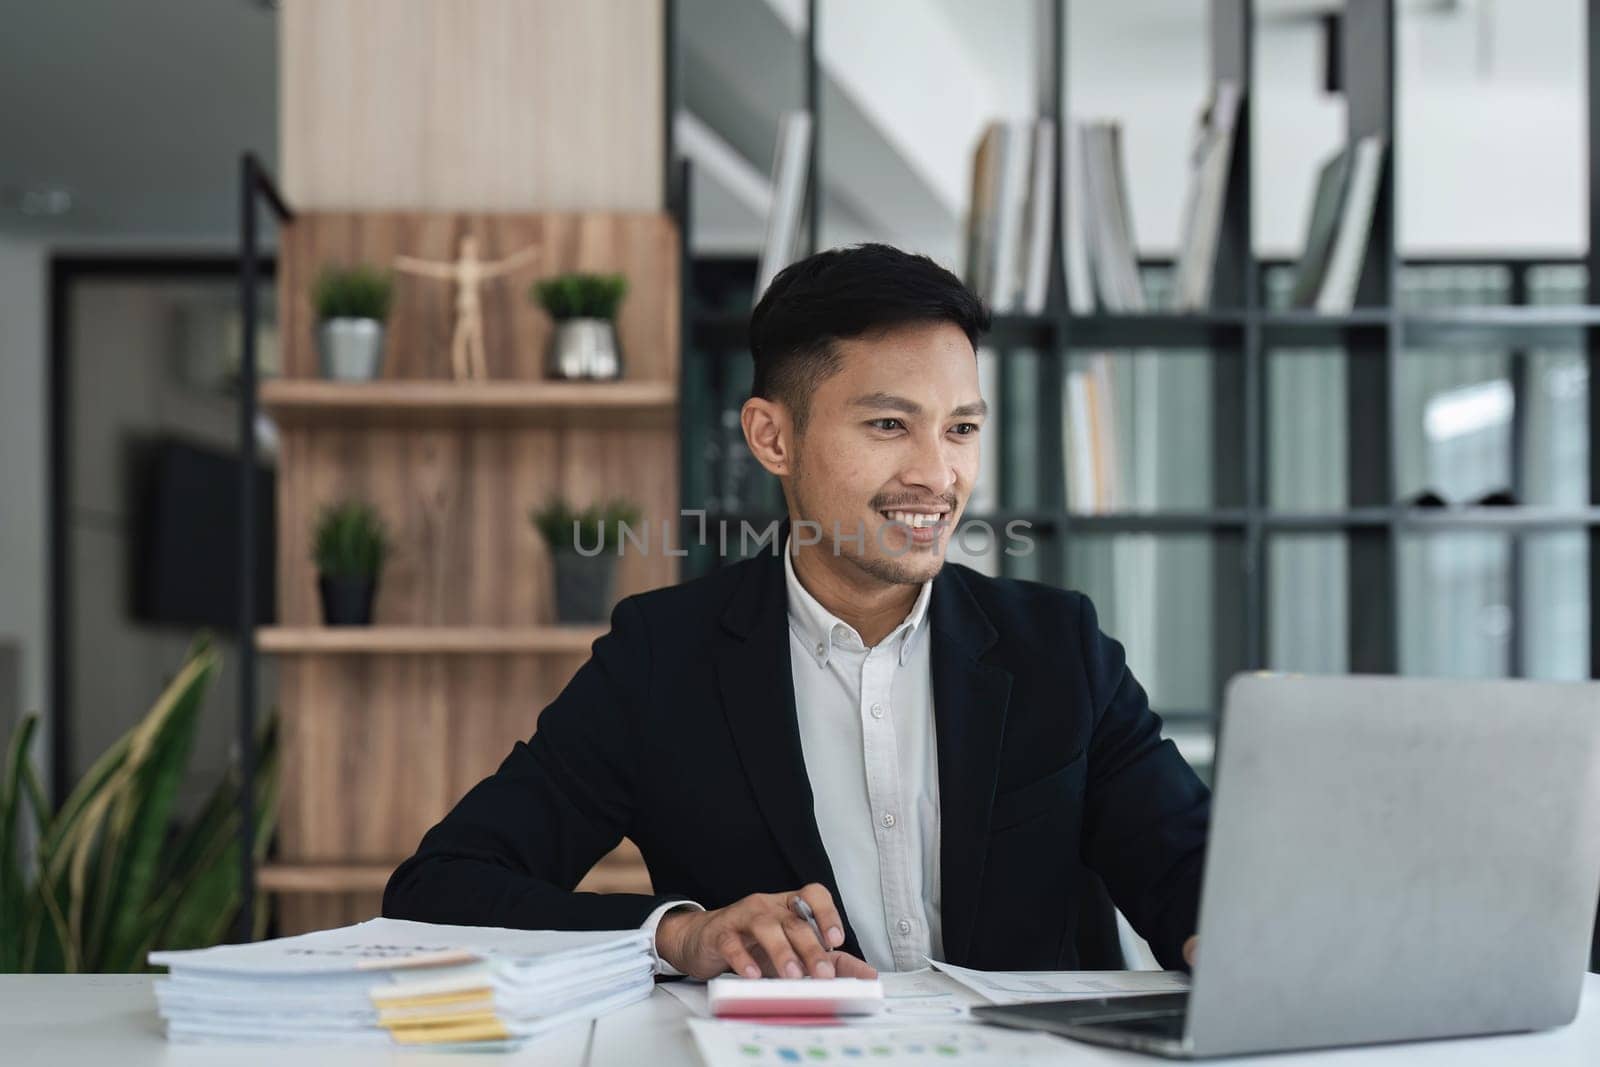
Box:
[147,715,278,957]
[96,649,215,971]
[531,272,628,321]
[530,495,642,553]
[0,716,42,971]
[311,500,390,578]
[4,638,278,973]
[314,265,393,321]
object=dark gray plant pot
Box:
[552,550,617,623]
[318,575,377,626]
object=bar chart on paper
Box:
[687,1020,1071,1065]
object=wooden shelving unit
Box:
[261,379,677,427]
[254,209,679,934]
[258,625,606,655]
[257,863,395,894]
[256,839,645,897]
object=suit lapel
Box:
[929,566,1013,965]
[713,540,862,958]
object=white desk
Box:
[4,974,1599,1065]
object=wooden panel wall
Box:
[276,425,680,627]
[270,212,677,933]
[278,212,679,383]
[279,0,664,212]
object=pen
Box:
[791,896,830,954]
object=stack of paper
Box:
[149,917,654,1049]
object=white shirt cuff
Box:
[642,899,705,976]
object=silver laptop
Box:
[975,674,1600,1058]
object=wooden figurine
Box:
[395,235,541,381]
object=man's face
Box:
[786,321,986,586]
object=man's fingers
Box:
[829,951,878,979]
[781,914,835,979]
[750,918,803,979]
[713,927,762,980]
[795,883,845,949]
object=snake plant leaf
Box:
[144,715,279,956]
[2,637,276,973]
[96,648,215,971]
[0,715,41,971]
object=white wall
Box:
[704,0,1589,261]
[1070,0,1588,259]
[0,237,50,792]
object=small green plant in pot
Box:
[531,497,641,623]
[314,265,394,381]
[312,501,390,626]
[531,273,628,381]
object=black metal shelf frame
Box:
[667,0,1600,967]
[669,0,1600,704]
[236,153,293,944]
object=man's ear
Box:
[741,396,794,478]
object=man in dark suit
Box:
[385,244,1210,982]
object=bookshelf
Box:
[668,0,1600,792]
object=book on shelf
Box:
[963,118,1058,314]
[1077,121,1146,312]
[1063,120,1095,314]
[1290,134,1387,312]
[754,110,814,306]
[1315,134,1386,312]
[1062,353,1123,513]
[1171,81,1242,311]
[1019,119,1058,314]
[1288,145,1353,308]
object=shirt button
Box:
[881,812,896,828]
[897,919,912,935]
[815,642,825,657]
[869,703,884,719]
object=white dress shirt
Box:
[643,541,945,975]
[782,541,943,973]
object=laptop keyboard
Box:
[1099,1010,1188,1040]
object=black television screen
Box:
[132,437,275,628]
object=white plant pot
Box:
[546,318,622,381]
[318,318,386,381]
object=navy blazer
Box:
[384,543,1211,971]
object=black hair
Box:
[748,243,990,429]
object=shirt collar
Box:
[783,534,933,668]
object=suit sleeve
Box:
[1075,593,1211,971]
[383,595,684,930]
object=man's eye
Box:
[950,423,979,436]
[869,418,904,432]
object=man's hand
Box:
[1183,936,1198,968]
[655,883,878,981]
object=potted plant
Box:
[0,637,278,971]
[531,497,640,623]
[314,265,393,381]
[531,272,628,380]
[312,501,390,626]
